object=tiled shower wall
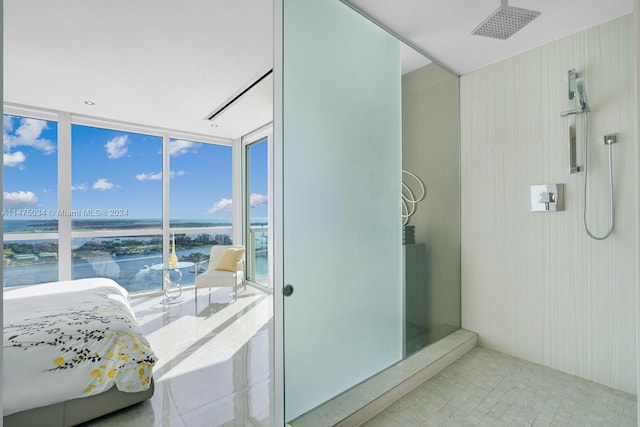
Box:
[460,14,636,394]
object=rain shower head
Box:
[472,0,540,40]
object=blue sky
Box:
[71,125,165,218]
[247,138,269,222]
[3,115,268,222]
[3,116,58,213]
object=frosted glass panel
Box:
[283,0,402,421]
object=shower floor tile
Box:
[363,347,637,427]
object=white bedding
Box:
[3,278,157,416]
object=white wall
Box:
[461,14,637,394]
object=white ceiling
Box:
[347,0,634,75]
[4,0,634,138]
[4,0,274,139]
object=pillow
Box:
[214,247,245,272]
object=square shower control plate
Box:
[531,184,564,212]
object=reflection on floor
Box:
[81,286,273,427]
[364,347,637,427]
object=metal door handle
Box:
[283,284,294,297]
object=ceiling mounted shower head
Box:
[472,0,540,40]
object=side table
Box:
[150,261,194,305]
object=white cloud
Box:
[208,198,233,214]
[4,116,14,132]
[3,191,38,209]
[136,170,185,181]
[250,193,268,207]
[169,139,197,157]
[93,178,118,191]
[3,118,55,154]
[4,151,26,167]
[136,171,162,181]
[105,135,128,159]
[206,193,264,215]
[72,183,88,191]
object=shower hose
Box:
[582,113,614,240]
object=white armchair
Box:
[194,245,245,305]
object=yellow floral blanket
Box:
[3,278,157,416]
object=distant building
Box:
[214,234,232,245]
[38,252,58,261]
[197,233,213,242]
[14,254,38,264]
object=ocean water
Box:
[3,219,268,291]
[3,218,235,233]
[4,247,268,292]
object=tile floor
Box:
[364,347,637,427]
[78,288,637,427]
[81,286,273,427]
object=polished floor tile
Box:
[180,378,272,427]
[81,286,273,427]
[78,288,636,427]
[363,347,637,427]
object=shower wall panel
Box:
[460,14,636,394]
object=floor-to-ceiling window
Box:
[244,136,269,287]
[3,110,235,293]
[70,124,164,292]
[3,114,60,286]
[168,138,234,286]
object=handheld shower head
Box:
[576,79,589,112]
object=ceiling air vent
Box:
[205,69,273,121]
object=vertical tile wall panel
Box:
[461,15,636,394]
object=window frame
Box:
[241,123,273,291]
[3,104,236,294]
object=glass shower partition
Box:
[281,0,403,421]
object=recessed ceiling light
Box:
[84,100,95,106]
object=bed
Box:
[3,278,157,427]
